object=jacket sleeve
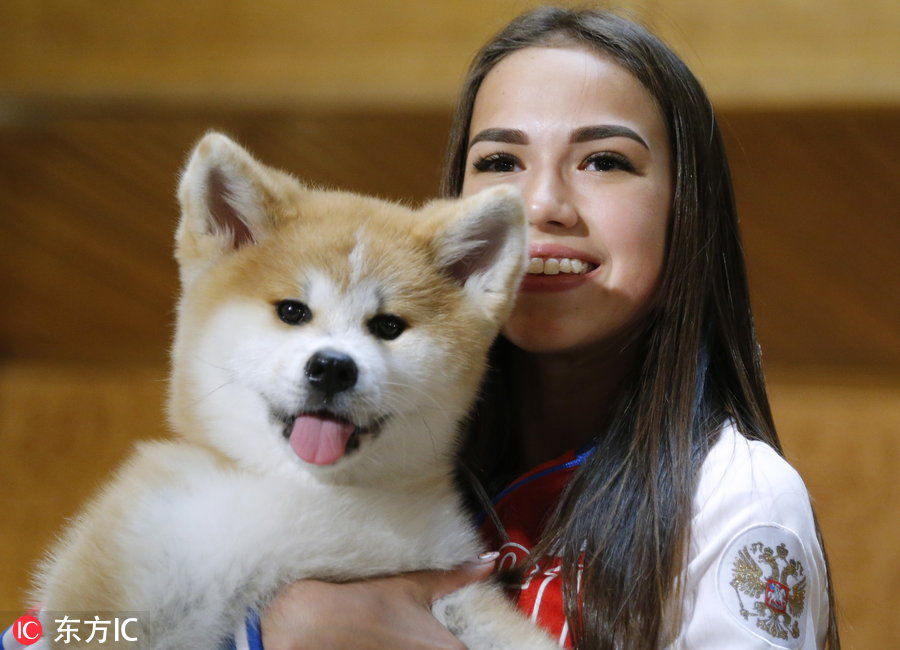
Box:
[670,430,829,649]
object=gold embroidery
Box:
[730,542,807,641]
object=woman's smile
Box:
[521,242,602,292]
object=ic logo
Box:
[13,614,43,645]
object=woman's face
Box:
[462,46,672,353]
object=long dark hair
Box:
[443,7,839,649]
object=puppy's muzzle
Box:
[305,348,358,397]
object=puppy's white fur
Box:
[31,133,559,649]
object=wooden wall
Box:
[1,0,897,107]
[1,2,898,647]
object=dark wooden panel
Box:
[0,109,453,364]
[1,107,897,371]
[723,109,900,372]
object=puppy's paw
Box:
[433,582,561,649]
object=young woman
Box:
[257,9,839,649]
[439,8,839,649]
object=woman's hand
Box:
[261,555,499,650]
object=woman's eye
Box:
[472,153,521,173]
[368,314,408,341]
[581,152,635,173]
[276,300,312,325]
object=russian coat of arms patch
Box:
[716,524,811,649]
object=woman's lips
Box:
[520,264,600,292]
[521,243,601,293]
[528,243,601,267]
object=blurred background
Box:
[0,0,897,646]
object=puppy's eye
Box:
[276,300,312,325]
[368,314,407,341]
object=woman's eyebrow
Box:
[570,125,648,149]
[468,128,529,149]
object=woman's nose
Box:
[524,171,578,230]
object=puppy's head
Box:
[169,132,526,483]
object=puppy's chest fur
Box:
[38,440,480,648]
[116,443,478,608]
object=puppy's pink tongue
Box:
[289,414,355,466]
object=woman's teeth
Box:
[527,257,595,275]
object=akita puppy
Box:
[30,133,559,649]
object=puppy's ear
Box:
[176,132,293,278]
[431,185,527,322]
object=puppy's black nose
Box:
[305,349,358,396]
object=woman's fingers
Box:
[260,555,498,649]
[405,552,500,602]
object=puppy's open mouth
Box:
[278,410,386,466]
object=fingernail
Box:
[477,551,500,563]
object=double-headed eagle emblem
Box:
[730,541,807,641]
